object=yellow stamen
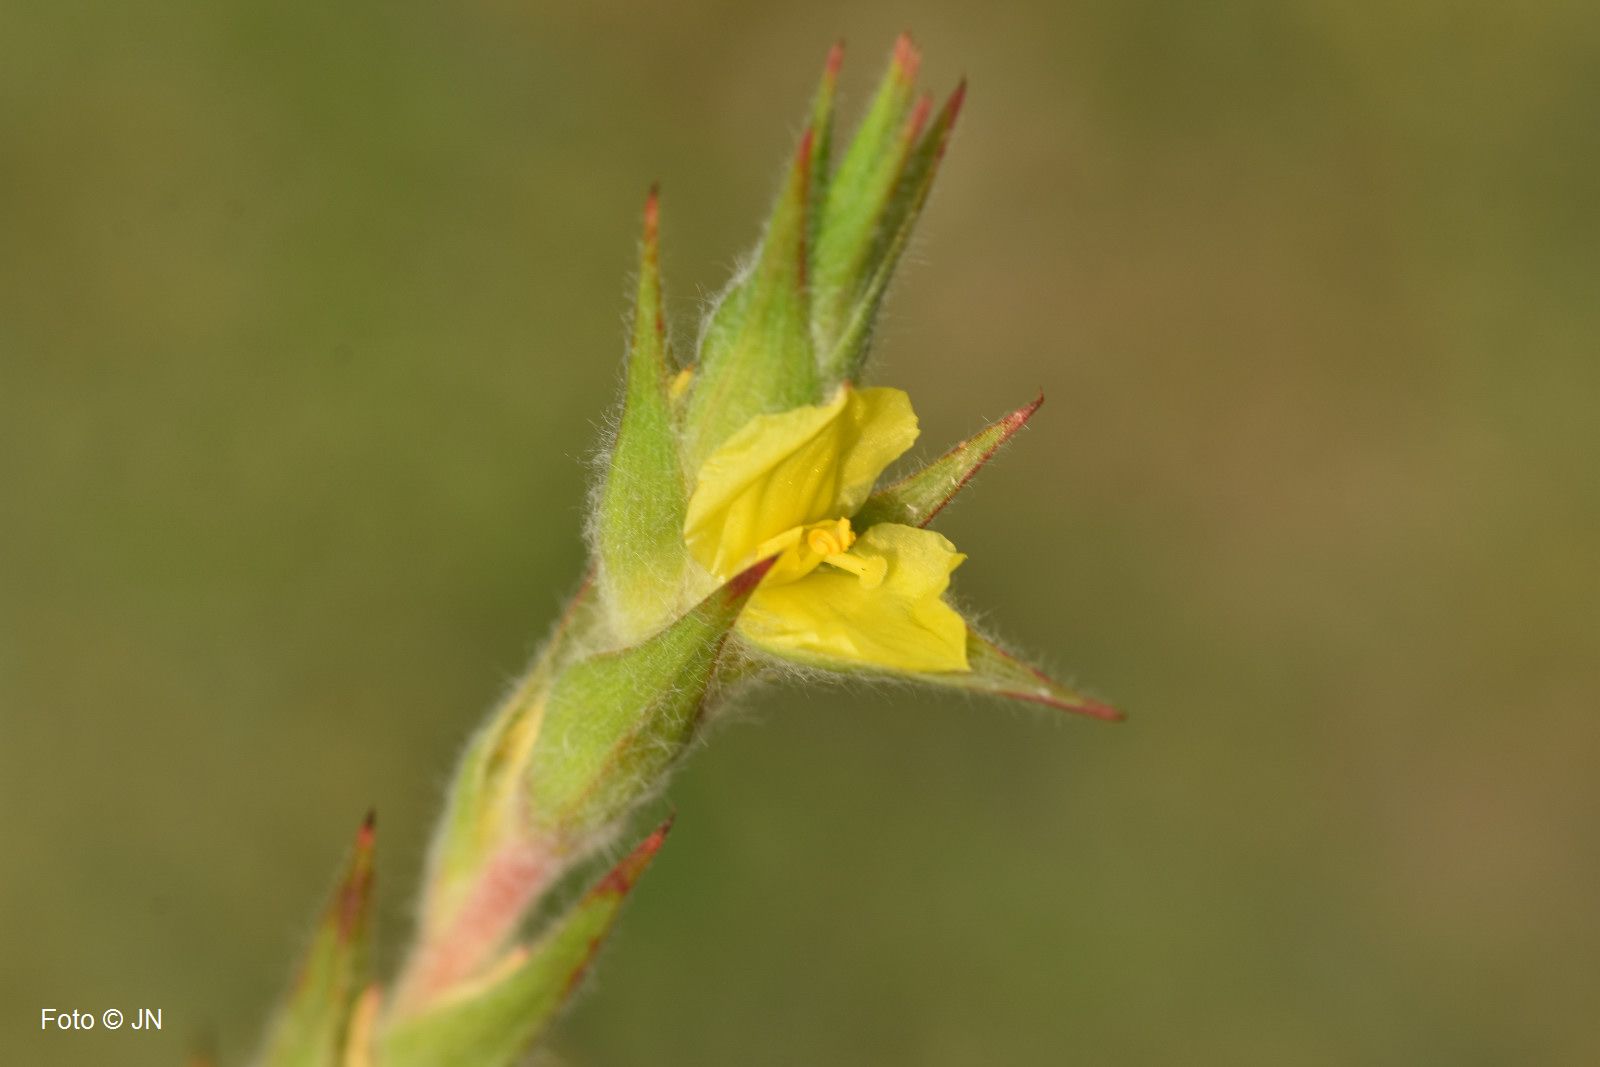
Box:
[805,517,855,558]
[679,385,968,671]
[822,547,887,588]
[669,366,694,401]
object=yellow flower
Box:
[684,386,970,672]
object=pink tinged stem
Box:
[390,837,562,1014]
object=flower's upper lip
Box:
[683,385,919,578]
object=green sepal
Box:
[805,42,843,252]
[596,189,690,642]
[377,819,673,1067]
[853,393,1041,530]
[681,129,819,469]
[914,629,1123,720]
[255,812,377,1067]
[812,34,924,362]
[735,624,1119,722]
[524,558,774,839]
[823,78,965,380]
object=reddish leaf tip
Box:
[944,79,968,125]
[824,39,845,78]
[643,811,677,849]
[1080,699,1126,722]
[1003,649,1123,721]
[892,32,921,82]
[905,394,1044,527]
[726,554,779,599]
[796,125,816,169]
[642,184,660,245]
[1002,689,1125,721]
[1008,392,1044,430]
[595,815,675,897]
[336,874,374,942]
[998,684,1126,726]
[327,810,378,941]
[906,93,933,142]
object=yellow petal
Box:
[739,523,969,672]
[684,386,919,576]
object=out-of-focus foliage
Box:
[1,2,1595,1065]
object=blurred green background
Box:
[3,2,1597,1064]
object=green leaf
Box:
[378,819,674,1067]
[806,41,843,252]
[525,557,774,838]
[596,189,690,641]
[256,813,377,1067]
[682,129,819,469]
[811,35,925,358]
[853,393,1041,530]
[916,629,1123,720]
[823,79,965,380]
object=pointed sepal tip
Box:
[854,393,1043,530]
